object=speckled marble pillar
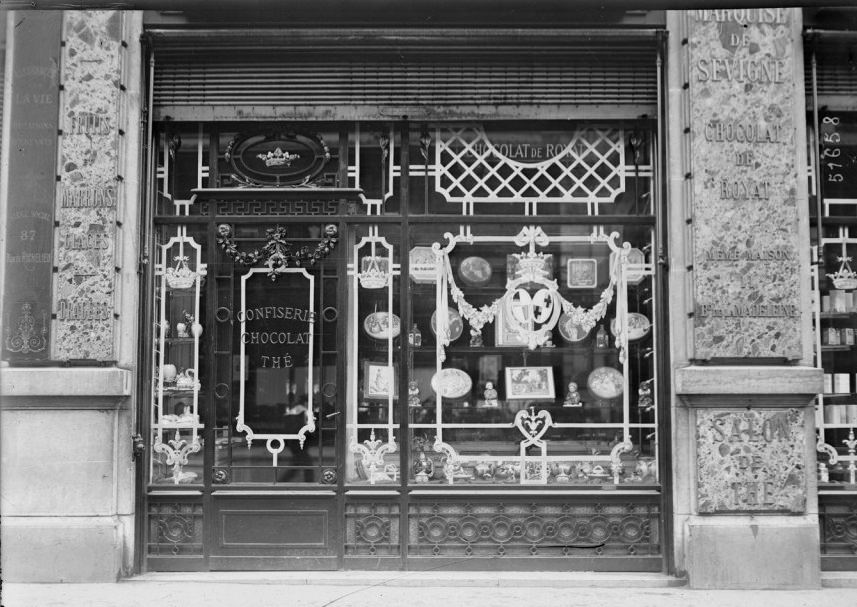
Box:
[52,11,124,361]
[671,9,821,588]
[688,9,803,360]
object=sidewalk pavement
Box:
[3,572,857,607]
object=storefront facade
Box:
[0,4,855,587]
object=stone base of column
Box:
[1,515,131,582]
[685,515,821,589]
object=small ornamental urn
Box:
[191,322,203,338]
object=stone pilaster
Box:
[52,11,125,361]
[668,8,822,588]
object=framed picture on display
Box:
[363,362,398,399]
[505,366,555,400]
[566,258,597,289]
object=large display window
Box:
[144,118,664,568]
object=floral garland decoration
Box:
[440,248,620,337]
[217,224,338,280]
[443,255,499,331]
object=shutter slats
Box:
[153,50,656,118]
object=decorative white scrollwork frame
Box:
[347,227,401,482]
[152,228,207,484]
[350,123,397,216]
[413,224,656,486]
[236,266,316,466]
[811,258,851,481]
[433,225,628,356]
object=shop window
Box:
[147,120,660,489]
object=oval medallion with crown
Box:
[225,131,331,186]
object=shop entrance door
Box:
[145,202,347,571]
[205,219,344,570]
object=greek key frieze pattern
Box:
[345,501,401,556]
[198,199,343,216]
[820,499,857,556]
[147,502,204,557]
[408,501,660,558]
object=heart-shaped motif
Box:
[514,407,553,447]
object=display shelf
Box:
[164,338,197,345]
[155,421,205,430]
[411,345,622,355]
[821,344,856,352]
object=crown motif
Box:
[827,256,857,290]
[358,255,390,289]
[256,147,300,167]
[512,251,551,283]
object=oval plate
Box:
[430,307,464,342]
[363,312,401,340]
[431,368,473,399]
[557,313,590,343]
[610,313,651,341]
[587,366,624,399]
[458,256,492,286]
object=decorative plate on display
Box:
[458,256,493,286]
[557,313,590,343]
[363,312,401,340]
[609,313,651,341]
[409,246,438,283]
[430,307,464,342]
[431,368,473,399]
[587,366,624,399]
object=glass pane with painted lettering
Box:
[209,221,340,484]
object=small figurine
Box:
[638,381,654,412]
[483,382,499,407]
[408,380,421,408]
[595,324,609,349]
[469,327,483,347]
[563,382,582,407]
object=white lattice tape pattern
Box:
[435,126,626,206]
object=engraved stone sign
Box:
[2,13,61,362]
[52,12,123,360]
[688,9,803,359]
[697,408,806,513]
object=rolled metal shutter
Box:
[148,29,660,121]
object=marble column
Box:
[668,8,822,588]
[0,10,143,582]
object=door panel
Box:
[210,495,338,570]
